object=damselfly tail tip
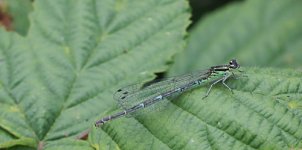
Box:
[95,120,105,127]
[202,95,208,100]
[94,123,102,127]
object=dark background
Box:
[189,0,242,28]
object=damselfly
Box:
[95,59,241,127]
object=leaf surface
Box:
[90,67,302,149]
[164,0,302,149]
[0,0,190,149]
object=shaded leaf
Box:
[169,0,302,75]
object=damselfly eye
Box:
[229,59,239,69]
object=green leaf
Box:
[160,0,302,149]
[44,139,93,150]
[89,67,302,149]
[0,28,37,149]
[0,0,189,149]
[169,0,302,75]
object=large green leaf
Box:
[0,0,190,149]
[157,0,302,149]
[169,0,302,75]
[89,66,302,149]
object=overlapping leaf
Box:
[1,0,301,149]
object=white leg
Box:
[202,77,224,99]
[222,73,233,93]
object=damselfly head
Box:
[229,59,240,69]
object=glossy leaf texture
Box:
[0,0,190,149]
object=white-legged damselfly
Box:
[95,59,241,126]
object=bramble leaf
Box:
[166,0,302,149]
[0,0,189,149]
[89,67,302,150]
